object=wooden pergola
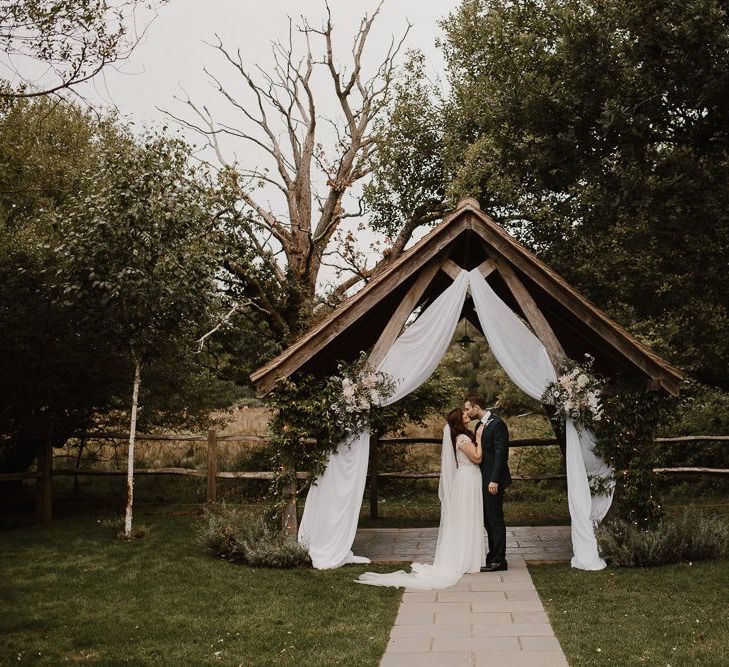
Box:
[251,197,683,396]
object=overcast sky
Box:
[20,1,461,289]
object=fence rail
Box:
[3,430,728,528]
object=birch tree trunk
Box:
[124,353,142,537]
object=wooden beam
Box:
[368,256,445,368]
[490,256,567,367]
[476,258,496,277]
[369,433,379,520]
[646,378,662,392]
[466,210,683,391]
[439,257,463,281]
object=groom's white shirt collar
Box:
[480,410,492,425]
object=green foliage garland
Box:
[594,385,674,527]
[266,360,459,518]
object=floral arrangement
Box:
[541,354,604,431]
[328,352,397,440]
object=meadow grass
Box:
[531,559,729,666]
[0,512,401,666]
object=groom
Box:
[465,394,512,572]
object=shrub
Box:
[198,502,311,568]
[597,511,729,567]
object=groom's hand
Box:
[488,482,499,495]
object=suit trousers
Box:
[483,486,507,564]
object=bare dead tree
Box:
[164,3,432,334]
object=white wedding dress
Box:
[356,426,485,590]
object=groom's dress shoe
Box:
[482,562,508,572]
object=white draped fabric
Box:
[298,268,612,572]
[298,272,469,569]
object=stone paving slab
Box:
[376,558,569,666]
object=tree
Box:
[362,50,449,283]
[374,0,729,388]
[167,4,453,338]
[53,129,226,535]
[0,98,128,476]
[0,0,167,98]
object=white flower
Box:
[342,382,356,400]
[577,374,589,388]
[362,373,377,389]
[369,389,380,405]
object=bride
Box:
[356,408,486,590]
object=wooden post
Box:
[74,433,86,494]
[206,428,218,502]
[35,427,52,524]
[368,256,446,368]
[490,255,567,366]
[281,462,298,538]
[369,433,379,520]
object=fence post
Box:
[369,433,379,520]
[35,426,53,524]
[206,428,218,502]
[281,452,298,538]
[74,432,86,494]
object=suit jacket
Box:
[478,415,512,487]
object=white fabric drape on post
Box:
[298,272,470,569]
[298,268,612,571]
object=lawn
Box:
[0,512,401,666]
[531,559,729,666]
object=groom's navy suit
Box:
[478,414,511,565]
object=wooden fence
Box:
[1,431,728,534]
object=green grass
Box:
[530,559,729,665]
[0,512,401,666]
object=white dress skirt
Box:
[357,434,485,590]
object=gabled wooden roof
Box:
[251,198,684,396]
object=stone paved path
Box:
[353,527,572,666]
[353,525,572,563]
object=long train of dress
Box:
[356,432,485,590]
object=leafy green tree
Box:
[0,97,283,492]
[371,0,729,390]
[0,99,127,475]
[362,51,449,262]
[53,129,227,535]
[443,0,729,388]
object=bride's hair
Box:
[446,408,474,462]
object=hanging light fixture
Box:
[457,319,474,349]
